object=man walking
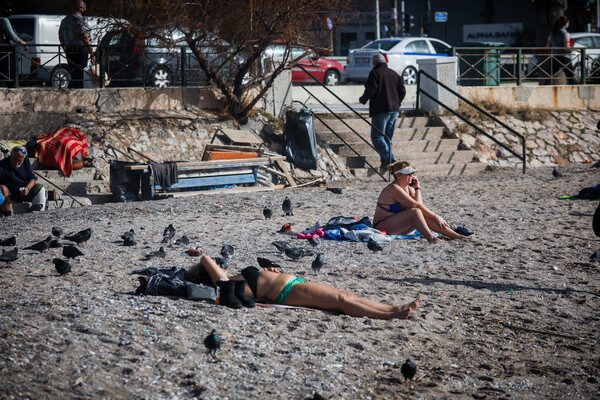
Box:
[359,53,406,168]
[59,0,94,88]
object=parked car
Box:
[345,37,452,85]
[8,14,110,87]
[263,44,344,86]
[568,32,600,78]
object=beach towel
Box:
[36,128,88,177]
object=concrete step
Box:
[34,167,98,196]
[343,150,475,168]
[317,126,444,143]
[355,162,488,178]
[315,116,430,135]
[333,138,460,157]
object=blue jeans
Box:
[371,111,399,165]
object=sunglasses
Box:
[12,147,26,155]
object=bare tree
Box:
[94,0,349,122]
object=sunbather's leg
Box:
[353,295,421,313]
[424,216,470,240]
[285,281,419,319]
[377,208,441,243]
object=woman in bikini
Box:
[184,250,421,320]
[373,161,470,242]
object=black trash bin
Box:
[456,42,505,86]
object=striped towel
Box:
[36,128,88,177]
[0,139,28,156]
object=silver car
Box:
[345,37,452,85]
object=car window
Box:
[9,19,34,42]
[290,46,306,59]
[362,40,401,51]
[593,36,600,47]
[265,45,285,58]
[404,40,431,54]
[430,40,451,55]
[574,36,594,47]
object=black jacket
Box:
[359,63,406,117]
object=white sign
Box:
[463,23,523,46]
[435,12,447,22]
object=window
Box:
[404,40,430,54]
[575,36,594,47]
[363,40,401,51]
[9,19,34,42]
[340,32,357,56]
[430,40,451,55]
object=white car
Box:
[568,32,600,78]
[345,37,452,85]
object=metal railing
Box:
[416,69,527,173]
[293,63,392,181]
[0,43,231,89]
[453,46,600,86]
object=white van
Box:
[8,14,108,87]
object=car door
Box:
[391,39,430,72]
[100,30,143,86]
[291,47,322,83]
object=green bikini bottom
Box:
[275,277,307,305]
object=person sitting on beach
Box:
[373,161,470,242]
[182,250,421,320]
[0,146,46,216]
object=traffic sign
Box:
[326,17,333,30]
[435,12,448,22]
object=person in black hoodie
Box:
[359,53,406,168]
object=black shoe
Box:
[2,211,12,217]
[216,280,242,309]
[234,280,255,308]
[29,204,43,212]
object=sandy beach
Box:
[0,163,599,399]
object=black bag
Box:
[284,107,318,170]
[109,160,142,202]
[574,184,600,200]
[185,282,217,301]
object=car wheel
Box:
[402,66,417,85]
[51,65,71,88]
[150,66,173,88]
[324,70,340,86]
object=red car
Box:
[264,45,344,86]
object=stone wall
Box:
[441,110,600,168]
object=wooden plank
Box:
[204,144,264,155]
[203,151,259,161]
[154,173,257,190]
[168,184,284,198]
[124,156,286,171]
[274,159,297,187]
[220,129,263,145]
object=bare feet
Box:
[393,295,422,312]
[427,237,444,243]
[392,296,422,319]
[185,248,203,257]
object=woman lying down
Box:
[136,249,421,320]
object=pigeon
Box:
[257,257,282,270]
[161,224,176,243]
[49,239,62,248]
[0,236,16,246]
[144,247,166,260]
[64,228,92,246]
[326,187,343,194]
[24,236,53,253]
[51,226,62,238]
[63,244,84,259]
[401,359,417,383]
[0,247,18,265]
[122,229,136,246]
[308,236,320,248]
[282,196,293,216]
[263,206,273,220]
[591,249,600,262]
[214,257,230,270]
[204,329,221,358]
[284,243,313,260]
[220,245,235,258]
[271,241,289,254]
[53,258,71,276]
[552,168,563,178]
[174,235,189,246]
[367,238,383,253]
[312,253,324,275]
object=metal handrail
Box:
[294,63,392,181]
[416,69,527,174]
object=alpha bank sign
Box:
[463,23,523,45]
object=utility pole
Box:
[401,0,405,35]
[375,0,380,40]
[393,0,398,36]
